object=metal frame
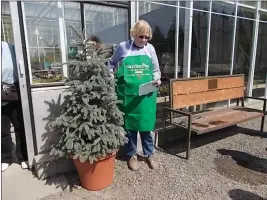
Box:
[204,1,212,77]
[244,96,267,132]
[174,1,180,78]
[80,2,85,34]
[84,1,129,9]
[227,1,239,107]
[183,1,193,78]
[136,1,139,21]
[129,1,136,35]
[21,2,33,85]
[236,96,245,107]
[230,1,238,75]
[10,1,37,167]
[247,1,260,97]
[57,1,68,78]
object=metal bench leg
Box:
[186,116,192,160]
[241,97,245,107]
[236,98,239,106]
[261,101,266,133]
[261,116,265,133]
[162,108,166,146]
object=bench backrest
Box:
[169,74,245,109]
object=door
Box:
[10,1,36,167]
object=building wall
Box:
[31,87,68,154]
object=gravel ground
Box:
[40,118,267,200]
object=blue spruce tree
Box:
[49,28,127,163]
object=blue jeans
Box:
[125,130,154,157]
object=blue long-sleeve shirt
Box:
[1,41,18,106]
[108,40,161,80]
[1,41,18,84]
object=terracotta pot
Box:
[72,152,116,191]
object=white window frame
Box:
[247,1,260,97]
[21,1,68,85]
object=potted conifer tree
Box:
[49,29,127,191]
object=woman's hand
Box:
[152,79,161,87]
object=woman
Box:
[108,20,161,171]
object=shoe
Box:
[127,155,139,171]
[21,161,29,169]
[147,155,158,169]
[2,163,10,172]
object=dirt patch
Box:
[209,120,227,125]
[192,122,209,128]
[214,156,267,186]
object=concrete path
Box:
[2,163,69,200]
[2,131,70,200]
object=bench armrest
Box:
[245,96,267,101]
[164,107,192,117]
[163,107,193,159]
[244,96,267,112]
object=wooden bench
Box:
[162,74,267,159]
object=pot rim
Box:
[69,151,117,162]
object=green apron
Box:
[115,44,157,131]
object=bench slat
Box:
[172,87,244,109]
[172,75,244,95]
[170,106,264,135]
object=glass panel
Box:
[23,2,63,84]
[209,2,235,76]
[139,2,181,120]
[193,1,210,11]
[179,1,186,8]
[84,3,128,53]
[233,7,254,85]
[238,3,256,19]
[191,9,209,76]
[1,2,13,43]
[63,2,82,61]
[30,48,62,83]
[139,2,181,87]
[179,1,188,8]
[139,1,163,15]
[209,11,235,75]
[254,12,267,96]
[113,1,129,5]
[238,1,256,7]
[212,1,236,16]
[261,1,267,9]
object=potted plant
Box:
[49,29,127,191]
